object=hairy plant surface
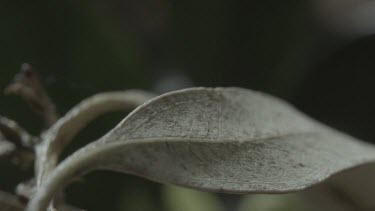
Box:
[27,87,375,211]
[1,66,375,211]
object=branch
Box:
[0,116,36,168]
[35,90,155,187]
[0,190,83,211]
[15,179,35,202]
[0,136,16,159]
[4,63,59,128]
[0,116,38,148]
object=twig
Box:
[0,116,36,168]
[0,189,83,211]
[4,63,59,128]
[0,136,16,159]
[1,66,148,210]
[15,179,36,202]
[35,90,155,186]
[0,115,38,148]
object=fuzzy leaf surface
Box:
[27,87,375,211]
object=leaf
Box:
[238,194,305,211]
[162,185,225,211]
[315,0,375,36]
[300,163,375,211]
[327,163,375,209]
[27,87,375,211]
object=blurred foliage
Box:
[162,185,225,211]
[238,194,305,211]
[1,1,375,211]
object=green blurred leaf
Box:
[239,194,305,211]
[162,185,224,211]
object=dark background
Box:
[1,1,375,210]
